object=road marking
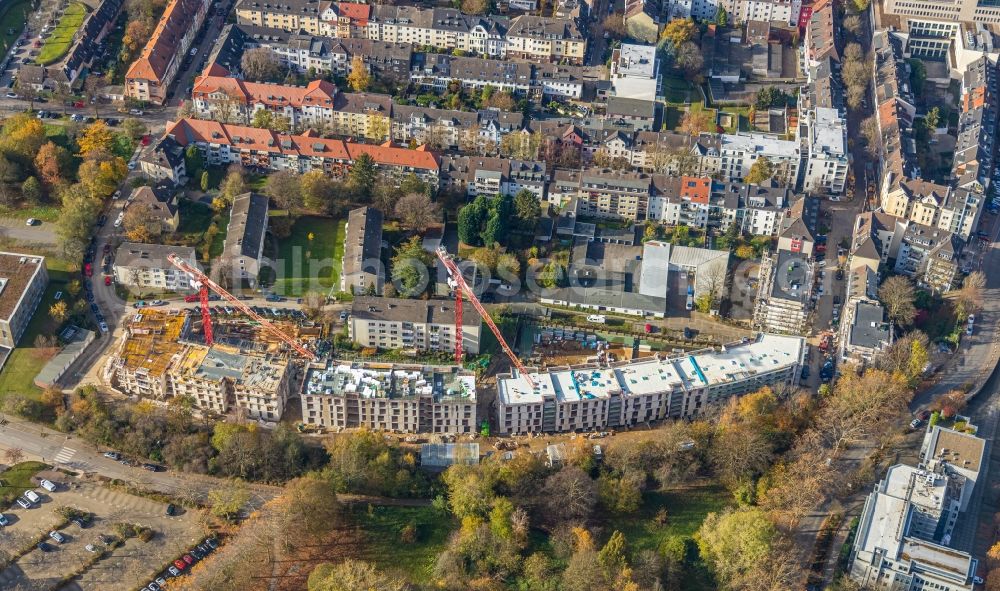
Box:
[53,446,76,464]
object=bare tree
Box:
[861,116,882,158]
[240,47,285,82]
[393,192,442,232]
[878,275,917,335]
[4,447,24,465]
[949,270,985,317]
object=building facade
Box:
[0,253,49,348]
[349,296,482,356]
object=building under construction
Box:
[107,309,301,421]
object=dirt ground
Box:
[0,481,206,591]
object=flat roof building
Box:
[0,253,48,349]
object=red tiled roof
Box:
[126,0,206,83]
[680,176,711,204]
[337,2,369,25]
[192,76,338,109]
[165,119,438,170]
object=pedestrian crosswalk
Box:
[53,446,76,464]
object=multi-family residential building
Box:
[328,92,393,140]
[224,193,270,289]
[803,107,849,195]
[873,31,918,199]
[505,15,586,64]
[349,296,483,355]
[164,118,441,184]
[648,176,795,236]
[952,56,997,192]
[719,133,803,186]
[802,0,836,70]
[192,75,339,130]
[606,97,658,131]
[496,334,804,434]
[840,299,890,364]
[235,0,329,35]
[439,155,547,201]
[113,244,197,293]
[341,207,384,296]
[109,310,188,400]
[610,43,660,101]
[411,53,533,96]
[894,222,963,293]
[0,253,48,348]
[849,425,984,591]
[753,248,815,335]
[300,362,477,433]
[883,179,982,241]
[139,137,187,185]
[170,345,292,421]
[576,168,652,220]
[366,6,508,58]
[125,0,212,104]
[731,0,800,26]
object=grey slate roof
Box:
[227,193,269,260]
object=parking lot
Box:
[0,480,206,591]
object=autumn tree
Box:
[49,301,68,323]
[540,466,597,525]
[674,41,704,81]
[662,18,697,48]
[744,157,775,184]
[347,55,371,91]
[679,110,711,137]
[77,120,116,158]
[78,157,127,199]
[308,560,404,591]
[461,0,489,14]
[35,142,71,189]
[393,192,441,232]
[300,170,340,213]
[949,270,985,318]
[123,202,162,242]
[695,507,777,587]
[219,167,249,205]
[602,13,627,39]
[861,115,882,158]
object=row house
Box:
[648,176,796,236]
[505,15,587,65]
[126,0,212,104]
[439,155,547,201]
[164,118,440,184]
[576,168,652,220]
[366,6,507,58]
[411,53,533,96]
[951,56,997,193]
[192,74,339,129]
[235,0,330,35]
[883,178,983,241]
[872,31,918,199]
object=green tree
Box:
[21,176,41,203]
[301,170,340,213]
[390,236,432,297]
[56,185,102,260]
[715,6,728,25]
[923,106,941,131]
[514,189,541,229]
[185,145,204,178]
[208,479,250,519]
[441,463,498,520]
[744,157,775,184]
[200,170,210,192]
[457,196,489,246]
[347,153,377,197]
[220,168,249,205]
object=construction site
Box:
[180,306,325,355]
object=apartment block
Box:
[849,425,985,591]
[576,168,652,220]
[752,249,815,335]
[170,345,292,421]
[496,334,804,434]
[349,296,482,356]
[300,361,477,433]
[164,118,440,184]
[719,133,802,186]
[883,179,982,241]
[0,253,48,348]
[439,155,547,201]
[341,207,384,296]
[113,243,197,293]
[125,0,211,104]
[802,107,849,195]
[192,75,339,130]
[505,15,587,64]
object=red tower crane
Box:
[435,248,534,388]
[167,254,317,360]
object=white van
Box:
[24,490,40,503]
[39,479,57,492]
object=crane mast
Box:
[435,248,534,388]
[167,254,317,360]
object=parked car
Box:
[16,497,31,509]
[909,418,922,429]
[37,541,54,552]
[173,559,187,570]
[85,544,98,552]
[24,490,40,504]
[167,566,181,577]
[39,479,57,492]
[165,504,176,516]
[142,463,164,472]
[0,513,9,526]
[103,451,121,460]
[49,530,66,543]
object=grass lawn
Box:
[0,0,31,56]
[0,462,48,505]
[0,204,62,222]
[662,74,694,104]
[177,199,214,237]
[605,484,730,591]
[36,2,87,65]
[209,210,230,259]
[353,505,454,585]
[0,259,78,403]
[270,215,345,297]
